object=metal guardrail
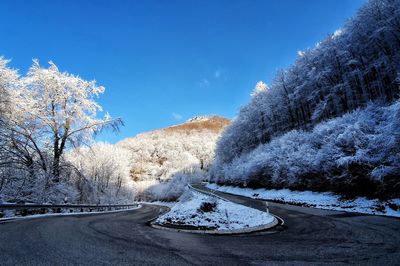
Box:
[0,204,137,210]
[0,203,138,217]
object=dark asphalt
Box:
[0,185,399,265]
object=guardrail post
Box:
[225,209,230,229]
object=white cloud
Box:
[199,68,226,87]
[215,68,229,81]
[172,112,183,120]
[200,79,210,87]
[214,69,222,78]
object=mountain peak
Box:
[165,115,230,133]
[186,115,215,123]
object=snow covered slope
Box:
[211,103,400,199]
[118,116,230,200]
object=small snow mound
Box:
[156,189,274,230]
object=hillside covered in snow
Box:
[210,0,400,199]
[118,116,230,200]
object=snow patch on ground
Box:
[186,115,214,123]
[207,183,400,217]
[156,190,274,230]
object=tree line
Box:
[215,0,400,167]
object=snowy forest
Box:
[210,0,400,199]
[118,116,229,201]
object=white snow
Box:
[207,183,400,218]
[156,189,274,230]
[186,115,214,123]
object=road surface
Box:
[0,185,399,265]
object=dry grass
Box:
[163,116,230,133]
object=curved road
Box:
[0,185,399,265]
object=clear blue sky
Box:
[0,0,366,143]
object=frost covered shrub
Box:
[0,168,78,204]
[198,201,217,213]
[135,168,206,201]
[211,103,400,199]
[66,142,135,204]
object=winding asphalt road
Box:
[0,184,399,265]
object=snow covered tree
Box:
[0,58,126,203]
[0,58,20,193]
[250,81,268,97]
[18,60,120,182]
[0,57,19,134]
[118,116,229,200]
[3,60,121,186]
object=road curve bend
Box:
[0,185,399,265]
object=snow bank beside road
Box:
[156,190,274,230]
[207,183,400,217]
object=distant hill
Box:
[163,115,230,133]
[118,115,230,200]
